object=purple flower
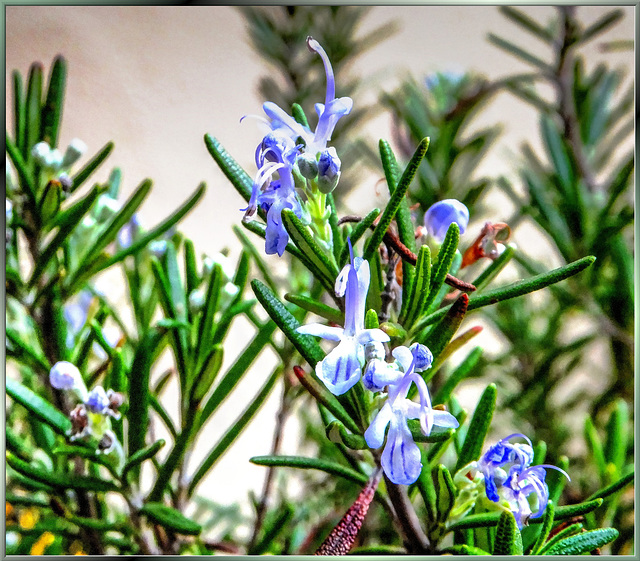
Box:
[49,361,88,401]
[364,344,458,485]
[424,199,469,242]
[297,240,389,395]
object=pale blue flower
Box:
[297,241,389,395]
[424,199,469,242]
[85,386,111,414]
[364,344,458,485]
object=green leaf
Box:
[41,55,66,147]
[122,440,166,482]
[282,208,339,289]
[12,70,25,154]
[197,320,277,430]
[447,499,603,532]
[38,179,62,225]
[249,503,294,555]
[6,378,70,434]
[250,455,368,486]
[435,464,456,523]
[127,328,164,458]
[189,368,278,496]
[531,501,555,555]
[194,263,223,369]
[291,102,309,127]
[421,293,468,366]
[578,9,624,44]
[604,398,628,472]
[140,502,202,536]
[70,141,114,193]
[541,115,573,196]
[402,244,431,328]
[586,470,634,501]
[425,223,460,314]
[191,345,224,404]
[326,420,368,450]
[7,452,120,493]
[6,327,50,373]
[493,511,521,555]
[364,137,429,261]
[241,219,305,263]
[414,256,595,330]
[544,528,618,555]
[24,62,43,160]
[251,279,325,368]
[6,132,36,202]
[184,238,199,298]
[204,134,252,202]
[326,193,342,264]
[499,6,554,42]
[584,417,606,481]
[88,183,206,280]
[72,179,152,280]
[454,384,496,473]
[441,545,491,555]
[488,33,552,72]
[338,208,380,266]
[284,293,343,324]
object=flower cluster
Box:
[242,37,351,256]
[49,361,124,461]
[297,240,458,484]
[458,434,569,528]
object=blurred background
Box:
[6,4,635,551]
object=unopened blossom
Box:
[297,240,389,395]
[364,344,459,485]
[424,199,469,242]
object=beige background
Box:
[6,5,634,535]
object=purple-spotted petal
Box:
[316,338,362,395]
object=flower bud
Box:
[61,138,87,168]
[93,195,121,222]
[424,199,469,242]
[410,343,433,372]
[296,153,318,180]
[188,288,206,313]
[50,361,83,390]
[31,142,51,166]
[317,147,341,193]
[149,240,168,258]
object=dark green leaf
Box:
[70,141,114,193]
[189,368,278,495]
[6,132,36,201]
[204,134,252,202]
[251,279,325,368]
[454,384,496,473]
[338,208,380,266]
[435,464,456,522]
[488,33,552,72]
[24,62,43,160]
[140,502,202,535]
[402,244,431,328]
[433,347,482,405]
[122,440,166,481]
[493,511,522,555]
[414,256,595,330]
[499,6,554,42]
[579,9,624,44]
[364,137,429,261]
[191,345,224,403]
[250,455,368,486]
[544,528,619,555]
[424,222,460,315]
[586,470,634,501]
[284,293,343,324]
[41,55,66,147]
[6,377,70,434]
[531,501,555,555]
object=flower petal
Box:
[296,323,344,341]
[364,402,392,449]
[432,410,460,429]
[382,422,422,485]
[391,346,413,373]
[316,338,362,395]
[356,328,390,345]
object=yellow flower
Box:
[30,531,55,555]
[19,508,39,530]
